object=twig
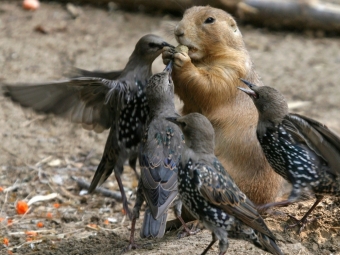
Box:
[8,229,57,236]
[71,176,123,202]
[27,193,59,206]
[8,239,43,251]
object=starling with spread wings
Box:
[3,34,174,218]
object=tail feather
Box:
[256,232,283,255]
[228,222,283,255]
[88,157,114,193]
[140,208,168,238]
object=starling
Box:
[167,113,283,255]
[123,61,189,251]
[239,79,340,232]
[3,34,174,219]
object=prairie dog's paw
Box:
[174,46,190,69]
[162,46,176,65]
[173,51,190,69]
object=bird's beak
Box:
[164,60,173,74]
[162,42,175,48]
[166,116,179,125]
[238,87,257,98]
[240,78,256,88]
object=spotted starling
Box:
[167,113,283,255]
[239,79,340,232]
[122,61,187,251]
[3,34,174,219]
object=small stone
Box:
[175,45,189,54]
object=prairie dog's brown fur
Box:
[169,6,283,205]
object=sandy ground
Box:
[1,2,340,255]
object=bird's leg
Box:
[201,232,218,255]
[114,172,132,220]
[217,229,228,255]
[285,195,323,234]
[121,180,144,254]
[173,199,200,238]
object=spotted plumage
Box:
[239,79,340,232]
[167,113,283,255]
[122,61,185,252]
[3,34,174,218]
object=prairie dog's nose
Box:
[174,24,184,37]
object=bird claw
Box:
[177,220,201,239]
[285,214,320,234]
[120,242,140,254]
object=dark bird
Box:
[123,62,189,251]
[239,79,340,233]
[167,113,283,255]
[67,66,123,81]
[3,34,174,219]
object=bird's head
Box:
[166,113,215,153]
[238,79,289,124]
[135,34,174,61]
[146,61,174,103]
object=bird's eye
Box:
[148,42,158,48]
[204,17,215,24]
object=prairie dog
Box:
[166,6,283,205]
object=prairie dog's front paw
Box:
[174,45,190,69]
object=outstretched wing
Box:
[196,158,276,239]
[3,77,127,133]
[285,113,340,175]
[66,66,123,80]
[139,118,183,219]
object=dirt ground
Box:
[1,1,340,255]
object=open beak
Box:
[238,78,258,98]
[238,87,257,97]
[164,60,173,73]
[164,60,173,83]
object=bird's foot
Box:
[177,220,201,238]
[120,242,140,254]
[285,214,320,234]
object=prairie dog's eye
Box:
[204,17,215,24]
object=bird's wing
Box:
[139,120,183,219]
[285,114,340,175]
[196,159,276,239]
[3,77,128,133]
[66,66,123,80]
